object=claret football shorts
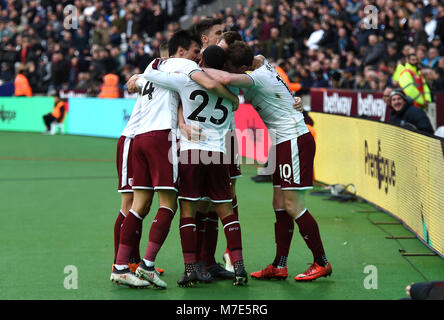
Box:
[272,132,316,190]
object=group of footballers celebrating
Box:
[110,18,332,289]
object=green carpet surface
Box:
[1,131,443,300]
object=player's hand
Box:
[126,74,140,93]
[232,97,240,112]
[180,123,206,142]
[293,96,303,112]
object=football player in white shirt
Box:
[141,45,248,287]
[203,41,332,282]
[182,19,238,281]
[111,43,174,288]
[112,97,151,288]
[111,30,239,288]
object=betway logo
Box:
[358,93,386,121]
[0,104,16,123]
[323,92,352,116]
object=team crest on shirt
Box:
[275,93,281,98]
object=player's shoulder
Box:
[249,57,275,85]
[143,59,156,73]
[163,58,200,72]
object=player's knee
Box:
[120,193,134,214]
[214,202,233,220]
[179,200,196,218]
[158,190,178,212]
[272,197,284,210]
[283,193,305,218]
[197,200,210,213]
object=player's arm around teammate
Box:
[203,42,332,282]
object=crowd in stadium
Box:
[1,0,444,97]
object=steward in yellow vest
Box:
[397,53,431,109]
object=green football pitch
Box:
[1,131,443,300]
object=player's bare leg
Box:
[283,189,332,281]
[214,202,247,286]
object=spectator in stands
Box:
[424,12,437,43]
[2,0,444,101]
[51,51,69,89]
[259,14,276,42]
[0,62,14,83]
[354,71,369,90]
[262,27,285,62]
[389,90,434,135]
[431,67,444,92]
[383,87,393,109]
[305,20,324,50]
[335,27,353,56]
[385,42,402,66]
[411,18,429,47]
[278,14,293,41]
[13,64,32,97]
[423,47,440,69]
[317,20,336,51]
[363,34,386,67]
[339,68,356,89]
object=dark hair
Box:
[225,41,254,68]
[202,45,226,70]
[194,18,223,38]
[220,31,242,46]
[168,30,202,56]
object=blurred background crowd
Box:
[2,0,444,97]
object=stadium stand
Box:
[1,0,444,99]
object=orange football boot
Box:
[250,264,288,280]
[294,262,332,281]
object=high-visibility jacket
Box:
[275,66,301,92]
[14,73,32,97]
[52,101,66,122]
[398,63,431,108]
[98,73,119,98]
[392,63,405,85]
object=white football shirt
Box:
[133,58,201,136]
[121,83,146,138]
[243,59,308,144]
[143,62,233,153]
